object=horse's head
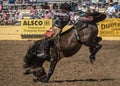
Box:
[23,40,46,68]
[23,46,44,75]
[23,46,36,68]
[23,46,47,80]
[23,47,35,75]
[23,39,48,75]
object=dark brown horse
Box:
[23,14,106,83]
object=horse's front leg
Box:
[43,58,58,83]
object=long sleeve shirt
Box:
[53,12,70,22]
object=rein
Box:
[78,23,88,31]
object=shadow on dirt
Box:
[50,78,120,83]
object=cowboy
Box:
[37,3,71,58]
[45,2,71,39]
[53,3,71,33]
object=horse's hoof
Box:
[33,77,48,83]
[90,55,95,64]
[23,68,31,75]
[23,70,31,75]
[22,63,29,68]
[90,59,95,64]
[33,78,40,82]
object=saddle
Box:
[45,25,73,39]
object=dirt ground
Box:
[0,40,120,86]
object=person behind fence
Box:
[105,3,116,18]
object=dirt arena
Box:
[0,40,120,86]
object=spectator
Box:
[0,0,3,12]
[1,11,9,25]
[2,11,7,20]
[77,4,82,11]
[15,11,23,21]
[44,10,51,19]
[114,9,120,18]
[90,3,99,12]
[105,3,116,18]
[71,2,76,12]
[52,3,58,9]
[30,5,39,19]
[81,4,88,12]
[42,2,50,9]
[38,9,44,18]
[14,11,23,25]
[49,3,58,10]
[8,13,16,25]
[0,4,2,12]
[113,2,120,18]
[113,2,120,11]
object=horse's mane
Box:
[29,39,44,53]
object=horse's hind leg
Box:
[89,37,102,63]
[95,36,102,44]
[89,44,102,63]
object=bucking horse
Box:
[23,12,106,83]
